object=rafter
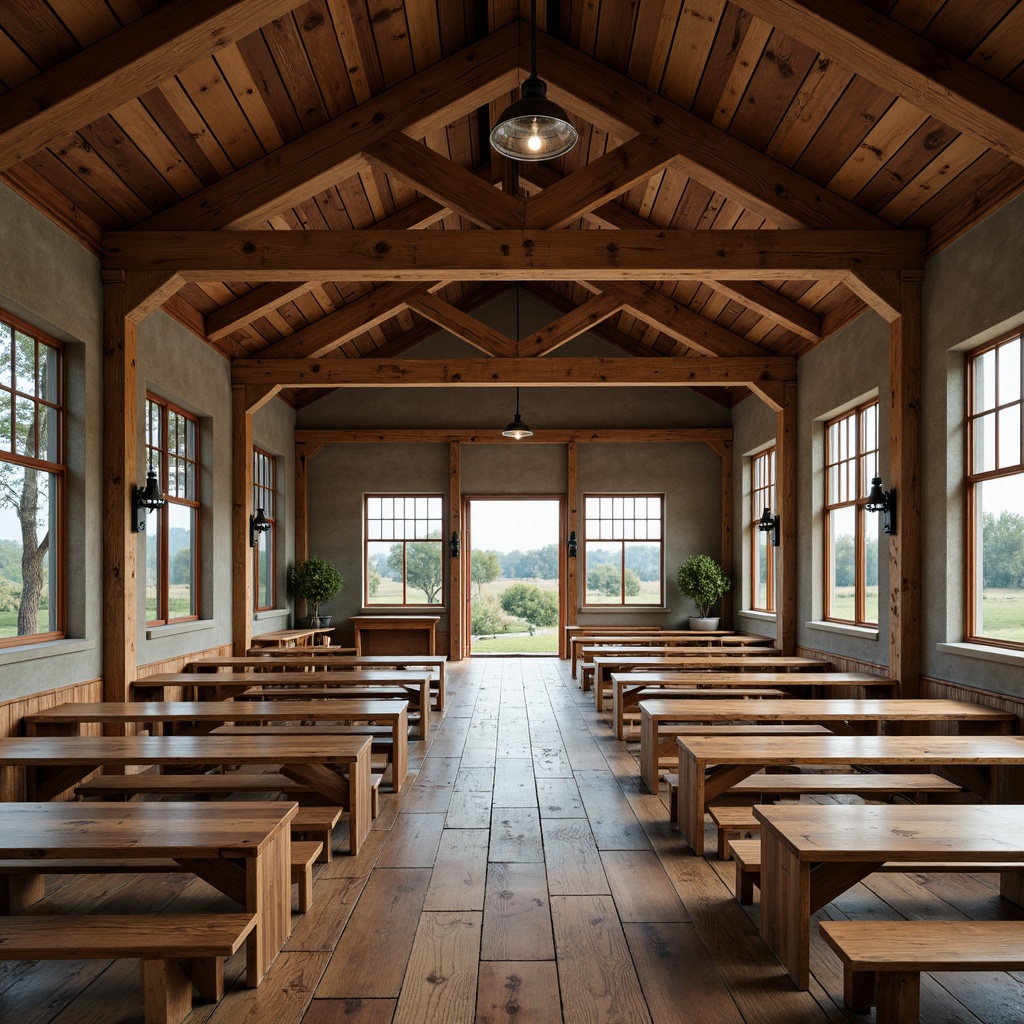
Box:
[104,229,925,281]
[407,293,518,357]
[0,0,303,172]
[516,294,623,357]
[740,0,1024,167]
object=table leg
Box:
[595,668,608,711]
[435,665,445,711]
[639,711,659,794]
[758,823,811,989]
[676,746,706,854]
[391,707,408,792]
[247,828,291,987]
[346,742,371,855]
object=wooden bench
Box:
[76,772,315,799]
[726,838,1024,906]
[662,770,962,823]
[615,687,787,737]
[0,841,323,916]
[0,912,257,1024]
[819,920,1024,1023]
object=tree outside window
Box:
[583,494,663,606]
[824,402,879,625]
[365,495,443,606]
[0,312,63,644]
[967,332,1024,647]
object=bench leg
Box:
[717,828,732,861]
[844,964,874,1014]
[295,862,314,914]
[186,956,225,1001]
[874,970,920,1024]
[141,957,193,1024]
[1,874,45,914]
[735,862,754,905]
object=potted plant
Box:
[675,554,731,629]
[288,556,343,627]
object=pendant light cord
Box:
[530,0,538,79]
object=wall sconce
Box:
[131,466,165,532]
[567,531,578,558]
[865,476,897,535]
[757,507,781,547]
[449,531,460,558]
[250,507,271,547]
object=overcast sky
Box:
[468,499,560,552]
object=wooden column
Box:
[231,386,253,656]
[889,271,923,697]
[294,443,312,566]
[708,440,733,627]
[102,272,137,703]
[449,441,462,661]
[776,382,798,656]
[565,441,578,658]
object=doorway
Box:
[464,497,564,655]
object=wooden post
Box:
[232,386,253,656]
[565,441,578,658]
[776,382,798,656]
[889,271,923,697]
[449,441,462,661]
[294,443,311,566]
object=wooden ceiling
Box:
[2,0,1023,406]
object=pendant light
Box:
[489,0,577,161]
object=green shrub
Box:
[675,555,730,617]
[288,556,343,620]
[471,594,506,635]
[500,583,559,627]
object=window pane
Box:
[404,540,442,605]
[974,347,997,412]
[0,322,10,388]
[753,531,769,611]
[974,412,996,473]
[585,543,621,604]
[828,506,857,621]
[145,510,160,622]
[367,541,401,605]
[624,543,660,604]
[1001,340,1021,403]
[863,510,879,626]
[166,502,196,619]
[0,390,10,451]
[974,473,1024,643]
[256,529,272,609]
[999,406,1020,468]
[14,332,34,397]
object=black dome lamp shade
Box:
[502,388,533,440]
[489,0,577,161]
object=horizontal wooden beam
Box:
[231,355,797,388]
[295,427,734,444]
[105,229,925,281]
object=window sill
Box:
[0,638,96,665]
[739,609,777,622]
[146,620,214,641]
[936,642,1024,668]
[578,606,671,614]
[806,620,879,641]
[255,608,290,621]
[359,608,446,615]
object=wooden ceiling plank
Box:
[324,0,380,101]
[515,294,624,357]
[104,228,927,280]
[740,0,1024,166]
[364,133,523,229]
[407,293,517,357]
[206,284,312,341]
[231,354,798,387]
[658,0,727,108]
[524,136,677,230]
[0,0,303,172]
[213,44,286,152]
[709,281,822,342]
[711,16,773,129]
[138,23,520,230]
[533,30,890,230]
[109,98,204,197]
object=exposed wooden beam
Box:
[231,355,797,388]
[295,427,735,444]
[0,0,302,172]
[139,24,519,230]
[516,294,623,357]
[844,269,904,323]
[741,0,1024,167]
[104,229,926,281]
[365,134,523,229]
[407,293,518,357]
[533,29,889,231]
[231,386,253,656]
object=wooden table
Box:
[637,697,1014,793]
[755,803,1024,989]
[570,632,771,676]
[136,670,432,737]
[674,733,1024,856]
[189,654,448,711]
[350,614,439,655]
[23,699,410,793]
[0,733,372,854]
[0,800,295,987]
[250,627,335,647]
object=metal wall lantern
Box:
[250,507,271,547]
[865,476,897,535]
[450,531,461,558]
[131,466,165,533]
[757,507,781,547]
[567,531,578,558]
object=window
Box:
[824,402,879,625]
[145,396,199,625]
[750,448,776,612]
[253,449,276,612]
[0,311,63,646]
[966,332,1023,648]
[583,494,663,605]
[365,495,444,606]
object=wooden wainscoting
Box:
[796,645,889,677]
[134,642,235,699]
[0,678,104,739]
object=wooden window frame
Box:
[824,401,879,626]
[364,493,445,608]
[750,447,776,613]
[253,448,276,613]
[965,330,1024,651]
[0,309,65,648]
[582,493,665,607]
[145,395,199,627]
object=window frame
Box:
[364,493,445,608]
[0,308,65,648]
[253,448,276,613]
[581,492,665,607]
[965,329,1024,651]
[750,447,776,613]
[823,401,880,627]
[145,394,200,627]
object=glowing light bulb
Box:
[527,133,542,153]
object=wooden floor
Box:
[3,657,1024,1024]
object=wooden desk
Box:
[675,733,1024,856]
[0,733,372,855]
[250,627,334,647]
[24,699,410,793]
[637,697,1014,793]
[350,615,439,656]
[570,632,770,676]
[136,670,432,738]
[0,800,295,987]
[755,803,1024,989]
